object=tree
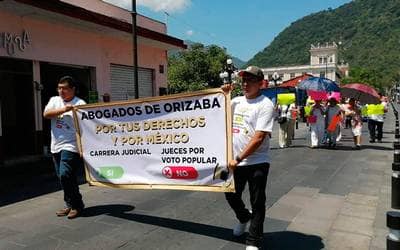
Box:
[341,66,384,91]
[167,43,230,94]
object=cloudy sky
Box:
[104,0,351,61]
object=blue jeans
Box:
[225,163,270,247]
[53,150,84,209]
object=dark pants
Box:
[53,150,84,209]
[225,163,270,247]
[345,116,352,129]
[368,119,383,141]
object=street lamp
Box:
[271,72,280,86]
[219,58,237,84]
[270,72,281,104]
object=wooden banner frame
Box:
[73,88,234,192]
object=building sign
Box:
[73,89,234,192]
[0,30,31,56]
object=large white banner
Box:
[74,89,234,192]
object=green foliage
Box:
[246,0,400,89]
[231,78,244,98]
[341,67,383,90]
[167,43,229,94]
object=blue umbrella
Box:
[297,77,340,92]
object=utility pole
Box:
[131,0,139,99]
[164,11,169,33]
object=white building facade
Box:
[262,42,349,86]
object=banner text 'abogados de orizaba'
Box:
[73,89,234,192]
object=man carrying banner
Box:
[222,66,274,250]
[43,76,86,219]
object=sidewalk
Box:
[0,157,86,207]
[0,106,397,249]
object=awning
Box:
[279,74,313,88]
[13,0,187,49]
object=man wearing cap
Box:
[221,66,274,250]
[43,76,86,219]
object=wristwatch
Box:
[235,155,242,163]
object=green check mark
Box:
[98,166,124,179]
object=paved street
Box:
[0,106,397,250]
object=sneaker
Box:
[356,145,361,150]
[67,208,82,219]
[369,139,375,143]
[377,139,382,143]
[56,207,71,217]
[233,220,249,236]
[246,246,259,250]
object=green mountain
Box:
[246,0,400,88]
[232,57,246,69]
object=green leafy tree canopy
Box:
[168,43,230,94]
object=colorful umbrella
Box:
[298,77,340,92]
[341,83,380,104]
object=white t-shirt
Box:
[279,103,296,119]
[231,95,274,165]
[44,96,86,153]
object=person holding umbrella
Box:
[309,99,325,148]
[340,83,383,143]
[325,97,342,149]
